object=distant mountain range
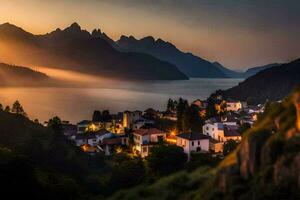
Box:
[0,63,50,86]
[221,58,300,103]
[116,36,229,78]
[0,23,187,80]
[213,62,280,78]
[0,22,282,80]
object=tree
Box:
[206,97,218,118]
[0,103,3,111]
[102,110,112,122]
[188,105,204,132]
[4,106,10,112]
[110,153,146,191]
[11,100,27,116]
[146,144,187,177]
[48,116,63,137]
[167,98,177,111]
[92,110,102,122]
[223,139,239,156]
[176,98,189,132]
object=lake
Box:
[0,78,243,123]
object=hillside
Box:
[110,87,300,200]
[117,35,229,78]
[0,63,51,86]
[222,59,300,104]
[0,23,188,80]
[244,63,280,77]
[213,62,280,78]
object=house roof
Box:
[133,128,165,136]
[101,137,123,145]
[94,128,112,136]
[206,117,222,123]
[224,129,241,137]
[77,120,91,125]
[177,132,210,141]
[75,133,96,140]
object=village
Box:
[54,95,265,161]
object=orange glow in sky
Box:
[0,0,299,69]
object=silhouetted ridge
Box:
[0,22,188,80]
[220,58,300,103]
[117,35,229,78]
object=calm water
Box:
[0,78,242,123]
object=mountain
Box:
[111,87,300,200]
[0,23,188,80]
[221,58,300,103]
[213,62,243,78]
[116,35,229,78]
[244,63,280,77]
[213,62,280,78]
[0,63,51,86]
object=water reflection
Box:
[0,78,242,123]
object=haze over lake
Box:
[0,78,242,123]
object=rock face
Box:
[294,92,300,132]
[234,88,300,193]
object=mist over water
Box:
[0,67,243,123]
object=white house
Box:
[75,129,113,147]
[203,122,241,142]
[176,133,210,158]
[133,128,166,157]
[226,101,242,112]
[203,122,225,141]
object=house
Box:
[221,113,240,126]
[223,126,242,141]
[75,129,113,147]
[132,119,154,130]
[203,121,241,142]
[203,121,225,141]
[100,134,129,155]
[62,124,77,139]
[209,138,223,154]
[77,120,92,134]
[123,110,143,129]
[226,101,242,112]
[133,128,167,157]
[143,108,162,120]
[176,132,210,158]
[162,110,177,121]
[192,99,207,109]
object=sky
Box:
[0,0,300,69]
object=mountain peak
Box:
[0,22,22,30]
[141,36,155,43]
[65,22,81,32]
[91,28,102,38]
